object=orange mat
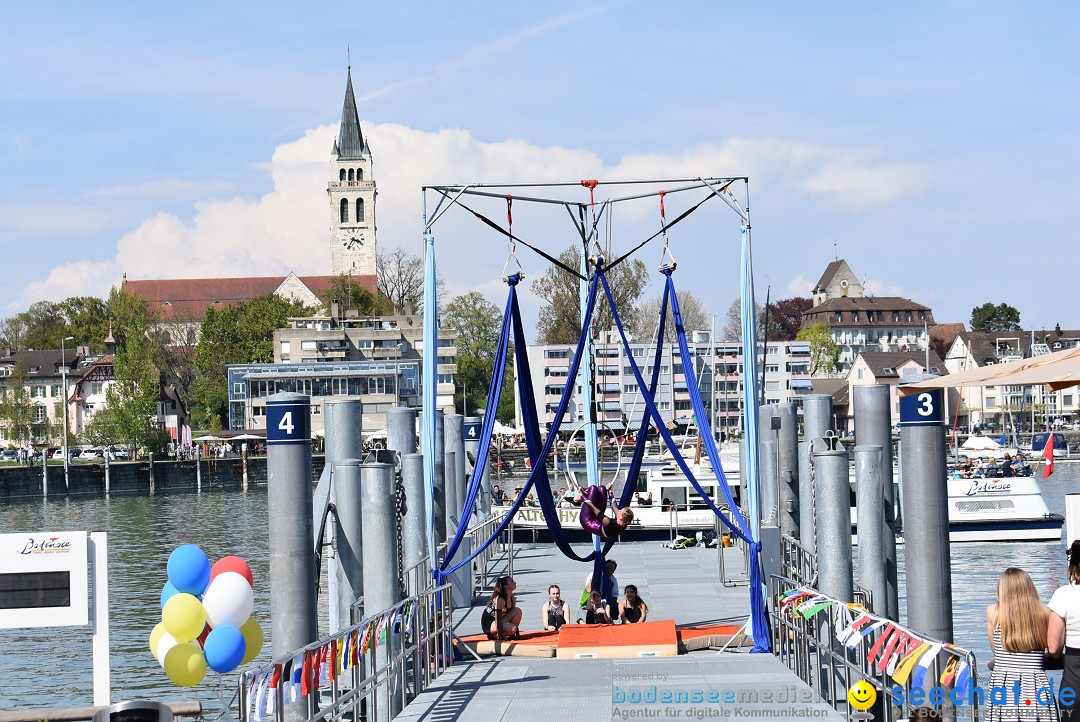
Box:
[556,619,678,658]
[458,629,560,647]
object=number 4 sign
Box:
[266,399,311,445]
[898,388,944,427]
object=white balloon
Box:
[202,571,255,629]
[155,630,178,667]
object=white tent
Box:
[960,436,1002,452]
[493,421,523,436]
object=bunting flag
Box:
[939,655,959,686]
[911,643,944,689]
[867,625,896,666]
[289,653,304,702]
[953,660,972,698]
[836,614,872,646]
[328,640,338,682]
[891,641,930,684]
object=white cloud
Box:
[17,124,932,311]
[863,278,905,297]
[89,178,236,199]
[786,273,813,296]
[0,203,111,235]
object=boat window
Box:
[636,472,648,492]
[954,499,1015,513]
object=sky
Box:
[2,2,1078,339]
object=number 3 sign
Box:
[898,388,944,427]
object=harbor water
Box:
[0,466,1076,709]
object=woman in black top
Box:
[541,584,571,631]
[480,576,521,639]
[619,585,649,624]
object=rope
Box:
[606,191,715,272]
[457,198,584,280]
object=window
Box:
[348,169,354,182]
[660,366,669,375]
[675,400,692,411]
[631,348,644,357]
[766,381,780,390]
[356,199,365,223]
[356,168,363,181]
[281,342,291,355]
[301,341,317,351]
[1064,395,1073,406]
[892,311,900,322]
[766,346,778,355]
[32,386,45,398]
[857,369,864,379]
[51,385,60,397]
[673,364,683,375]
[986,397,996,408]
[851,312,859,322]
[91,382,103,396]
[623,384,637,393]
[339,198,349,223]
[919,311,926,320]
[339,169,346,181]
[437,374,454,384]
[544,350,569,359]
[34,406,46,422]
[834,312,842,323]
[233,382,245,396]
[659,401,671,411]
[765,365,779,373]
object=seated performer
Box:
[573,482,634,540]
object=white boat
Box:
[931,475,1063,542]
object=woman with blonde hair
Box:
[986,568,1057,721]
[1049,540,1080,718]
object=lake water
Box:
[0,465,1076,709]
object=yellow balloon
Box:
[162,593,207,643]
[239,618,264,666]
[149,622,167,657]
[163,642,207,687]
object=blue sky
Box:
[2,2,1077,334]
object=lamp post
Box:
[61,336,74,489]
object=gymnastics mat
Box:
[555,619,678,659]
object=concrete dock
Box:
[397,540,845,721]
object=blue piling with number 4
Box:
[897,376,953,642]
[463,416,487,515]
[266,392,318,722]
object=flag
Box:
[1043,432,1056,479]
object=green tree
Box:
[443,291,510,417]
[107,311,160,453]
[320,274,394,316]
[532,246,650,344]
[1,359,34,444]
[970,302,1021,332]
[0,296,111,354]
[796,323,840,375]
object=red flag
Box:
[1043,433,1056,479]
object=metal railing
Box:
[239,582,454,722]
[779,533,873,613]
[715,510,752,587]
[770,574,978,722]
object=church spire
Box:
[336,67,366,159]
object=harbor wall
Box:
[0,456,327,499]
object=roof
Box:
[956,329,1080,366]
[335,68,366,160]
[853,351,946,378]
[813,260,845,292]
[801,296,934,328]
[811,377,849,407]
[0,349,84,377]
[122,274,376,321]
[930,323,965,351]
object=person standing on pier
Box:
[1049,541,1080,718]
[986,568,1057,721]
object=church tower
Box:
[329,67,377,276]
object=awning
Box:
[898,345,1080,396]
[790,379,813,389]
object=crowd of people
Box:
[952,454,1033,479]
[481,559,650,640]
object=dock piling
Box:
[812,437,853,602]
[854,444,886,615]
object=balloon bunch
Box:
[149,544,264,687]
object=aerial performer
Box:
[574,482,634,539]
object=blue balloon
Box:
[167,545,211,596]
[203,625,246,674]
[160,580,181,608]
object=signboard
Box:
[0,531,89,628]
[266,399,311,446]
[898,389,944,427]
[463,420,482,443]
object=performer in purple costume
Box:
[575,482,634,539]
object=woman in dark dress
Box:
[480,576,521,640]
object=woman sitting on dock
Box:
[579,590,612,625]
[481,576,522,640]
[619,585,649,624]
[573,482,634,540]
[542,585,571,631]
[985,567,1057,721]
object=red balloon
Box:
[197,623,210,648]
[210,556,253,587]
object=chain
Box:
[394,463,407,599]
[807,440,818,587]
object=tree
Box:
[1,359,34,444]
[321,274,394,316]
[764,297,813,341]
[377,247,424,313]
[532,246,650,344]
[442,291,510,418]
[0,296,111,354]
[720,297,765,342]
[106,310,160,453]
[633,292,710,342]
[970,302,1021,332]
[796,323,840,375]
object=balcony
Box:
[371,347,402,360]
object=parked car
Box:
[80,449,104,460]
[0,449,18,462]
[105,447,130,460]
[45,447,60,459]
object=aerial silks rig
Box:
[420,177,770,652]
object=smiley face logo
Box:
[848,680,877,711]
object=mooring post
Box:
[400,453,429,592]
[323,398,364,633]
[42,449,48,498]
[898,379,953,642]
[423,409,447,545]
[266,392,317,722]
[386,407,418,456]
[444,414,466,531]
[148,452,155,494]
[797,441,812,551]
[776,402,800,540]
[360,461,402,722]
[800,393,833,557]
[463,416,486,515]
[334,459,364,629]
[103,453,110,495]
[853,384,900,620]
[758,405,778,526]
[855,444,887,615]
[195,446,202,491]
[812,436,853,602]
[242,445,248,491]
